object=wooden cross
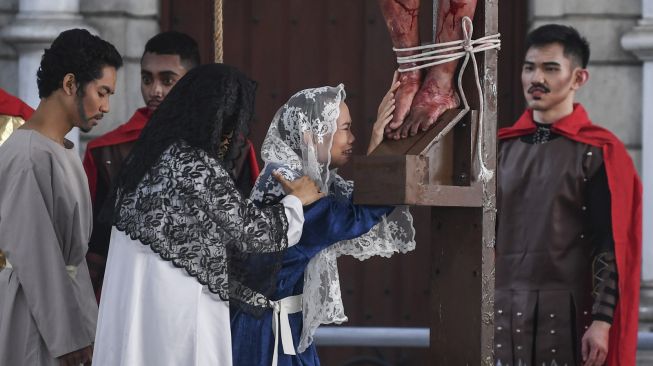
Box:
[352,1,498,364]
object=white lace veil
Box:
[250,84,416,352]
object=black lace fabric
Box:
[114,141,288,316]
[114,64,255,197]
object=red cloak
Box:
[0,88,33,120]
[498,104,642,366]
[83,107,261,202]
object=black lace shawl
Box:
[114,141,288,315]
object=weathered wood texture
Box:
[353,110,482,207]
[350,1,499,364]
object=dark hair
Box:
[116,63,256,193]
[525,24,590,68]
[143,31,200,69]
[37,29,123,98]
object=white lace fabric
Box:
[250,84,416,352]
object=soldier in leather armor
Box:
[495,24,642,366]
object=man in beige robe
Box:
[0,29,122,366]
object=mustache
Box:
[528,84,550,94]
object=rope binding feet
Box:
[393,16,501,183]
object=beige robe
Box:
[0,129,97,365]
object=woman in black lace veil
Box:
[117,63,252,192]
[93,64,322,365]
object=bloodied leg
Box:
[397,0,477,138]
[378,0,422,137]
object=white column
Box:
[622,4,653,283]
[643,62,653,281]
[0,0,97,152]
[622,0,653,335]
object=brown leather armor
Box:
[92,141,135,191]
[495,136,603,366]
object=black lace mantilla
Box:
[114,141,289,315]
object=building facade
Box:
[0,0,650,363]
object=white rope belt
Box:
[0,257,78,279]
[394,16,501,182]
[269,294,302,366]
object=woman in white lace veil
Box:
[231,76,416,366]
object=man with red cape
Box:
[0,88,33,145]
[495,25,641,366]
[83,32,261,300]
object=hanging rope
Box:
[214,0,224,63]
[394,16,500,183]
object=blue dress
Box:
[230,196,392,366]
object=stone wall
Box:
[0,0,18,94]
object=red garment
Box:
[83,107,261,202]
[0,88,33,120]
[499,104,642,366]
[83,108,150,203]
[246,141,261,182]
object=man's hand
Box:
[368,72,400,155]
[581,320,610,366]
[59,345,93,366]
[273,171,325,206]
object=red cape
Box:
[499,104,642,366]
[0,88,33,120]
[83,107,261,202]
[245,142,261,187]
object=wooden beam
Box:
[352,0,498,363]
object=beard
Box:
[75,93,96,133]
